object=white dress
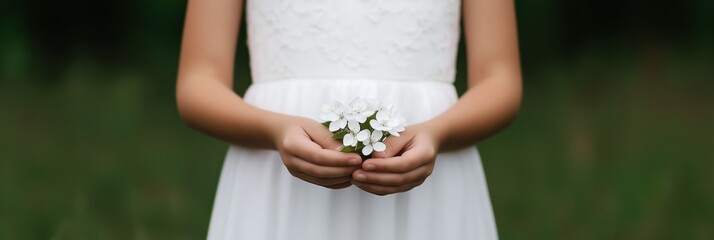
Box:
[207,0,499,239]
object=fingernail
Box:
[349,158,360,165]
[334,146,343,151]
[355,173,366,181]
[363,163,375,170]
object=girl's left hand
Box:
[351,123,442,196]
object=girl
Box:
[176,0,521,239]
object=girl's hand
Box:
[351,123,442,195]
[273,116,363,189]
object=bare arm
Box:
[176,0,279,149]
[176,0,361,188]
[353,0,522,195]
[426,0,522,152]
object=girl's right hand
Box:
[271,115,363,189]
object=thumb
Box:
[372,133,410,158]
[304,120,343,151]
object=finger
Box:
[303,120,344,151]
[325,182,352,189]
[352,165,433,186]
[287,155,358,178]
[286,135,362,167]
[371,132,410,159]
[362,146,435,173]
[352,179,425,196]
[289,169,354,187]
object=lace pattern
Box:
[246,0,461,83]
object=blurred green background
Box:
[1,0,713,239]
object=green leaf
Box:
[332,130,348,140]
[359,121,370,130]
[360,113,378,130]
[322,121,331,128]
[340,145,357,153]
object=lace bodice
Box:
[246,0,462,83]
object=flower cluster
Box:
[320,97,406,158]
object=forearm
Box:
[420,0,522,153]
[424,75,522,152]
[176,76,287,150]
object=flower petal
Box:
[356,115,367,123]
[348,120,360,132]
[387,118,401,127]
[369,119,381,129]
[338,119,347,129]
[389,130,400,137]
[362,145,373,156]
[343,134,355,146]
[372,142,386,152]
[329,120,341,132]
[356,129,370,141]
[371,130,383,141]
[376,109,388,121]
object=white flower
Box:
[343,97,375,124]
[369,105,406,136]
[365,97,384,112]
[320,98,406,157]
[321,102,347,132]
[361,130,386,156]
[343,121,370,147]
[388,121,406,137]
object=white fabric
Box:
[207,0,498,239]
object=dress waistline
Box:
[250,77,455,86]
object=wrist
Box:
[254,110,294,150]
[413,120,447,152]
